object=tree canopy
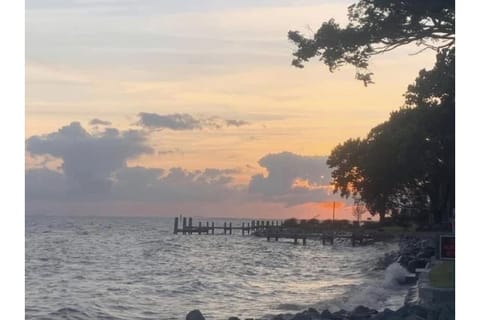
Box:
[288,0,455,85]
[327,49,454,225]
[288,1,455,227]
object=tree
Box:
[352,200,367,224]
[327,50,454,225]
[289,0,454,227]
[288,0,454,85]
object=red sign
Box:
[440,235,455,260]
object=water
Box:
[26,216,409,319]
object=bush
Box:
[283,218,298,227]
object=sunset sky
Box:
[25,0,438,219]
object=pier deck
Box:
[172,217,380,246]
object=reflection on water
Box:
[26,216,404,319]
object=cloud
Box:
[25,164,242,204]
[26,122,153,199]
[89,118,112,126]
[112,167,241,202]
[24,123,341,214]
[136,112,248,130]
[137,113,202,130]
[248,151,340,206]
[25,168,67,201]
[157,149,180,155]
[225,119,248,126]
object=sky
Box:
[25,0,438,219]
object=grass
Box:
[429,261,455,288]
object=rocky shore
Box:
[185,235,454,320]
[186,304,453,320]
[375,236,437,274]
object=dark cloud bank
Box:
[26,122,338,215]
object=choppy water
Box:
[26,216,408,320]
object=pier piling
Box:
[174,217,179,234]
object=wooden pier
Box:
[173,217,283,236]
[258,229,377,246]
[173,217,379,246]
[259,227,377,245]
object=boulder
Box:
[307,308,320,316]
[291,313,311,320]
[320,310,334,319]
[407,259,429,273]
[351,306,378,319]
[291,308,321,320]
[437,304,455,320]
[372,308,395,320]
[186,309,206,320]
[416,247,435,259]
[228,317,241,320]
[331,309,349,320]
[394,305,428,319]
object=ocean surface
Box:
[26,216,410,320]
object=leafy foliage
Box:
[327,49,454,225]
[288,0,455,85]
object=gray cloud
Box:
[25,123,338,211]
[26,122,153,199]
[137,113,202,130]
[157,149,181,155]
[25,168,67,201]
[89,118,112,126]
[226,119,249,127]
[25,165,241,204]
[248,152,339,206]
[112,167,240,202]
[137,112,249,130]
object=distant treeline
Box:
[282,218,376,230]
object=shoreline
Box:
[185,235,454,320]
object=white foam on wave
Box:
[337,263,410,311]
[383,262,411,288]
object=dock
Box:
[173,217,381,246]
[255,229,377,246]
[173,216,283,236]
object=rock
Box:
[186,309,206,320]
[291,308,321,320]
[394,305,428,319]
[307,308,320,315]
[397,255,412,267]
[320,310,334,319]
[272,315,286,320]
[437,304,455,320]
[331,309,349,320]
[350,306,378,319]
[291,312,312,320]
[372,308,396,320]
[228,317,241,320]
[416,247,435,259]
[425,309,439,320]
[407,259,428,273]
[403,315,425,320]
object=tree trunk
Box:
[379,211,386,224]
